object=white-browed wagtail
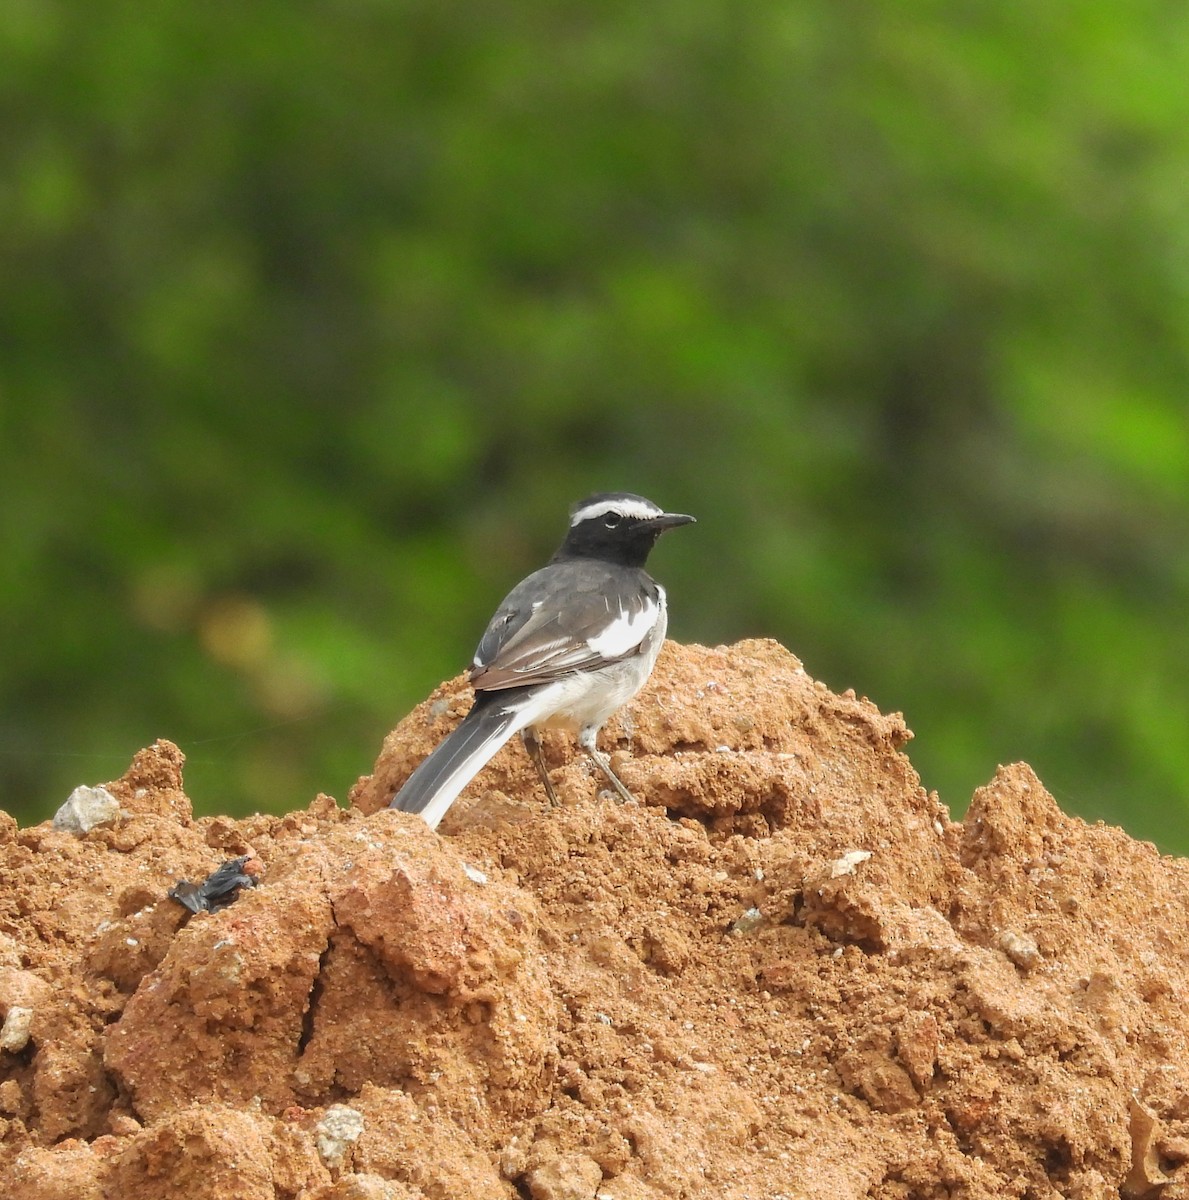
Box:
[390,492,695,828]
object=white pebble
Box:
[0,1005,34,1052]
[829,849,872,878]
[53,785,121,834]
[315,1104,365,1166]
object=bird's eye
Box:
[603,512,622,528]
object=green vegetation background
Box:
[3,3,1188,848]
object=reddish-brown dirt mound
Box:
[3,639,1188,1199]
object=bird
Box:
[390,492,696,829]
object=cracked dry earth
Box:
[3,638,1189,1200]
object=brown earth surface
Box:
[3,638,1189,1199]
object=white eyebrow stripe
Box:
[586,601,659,658]
[570,498,663,526]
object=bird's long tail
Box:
[390,689,550,829]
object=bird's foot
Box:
[522,727,561,806]
[585,747,637,805]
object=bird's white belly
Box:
[537,607,667,735]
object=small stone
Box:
[53,786,121,834]
[302,1175,410,1200]
[107,1113,143,1136]
[896,1011,939,1089]
[0,1078,22,1113]
[500,1135,531,1179]
[829,850,872,878]
[0,1006,34,1052]
[316,1104,365,1168]
[524,1154,604,1200]
[998,930,1040,971]
[730,907,764,935]
[0,933,22,970]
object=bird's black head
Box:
[553,492,696,568]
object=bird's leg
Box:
[521,726,560,806]
[578,728,637,805]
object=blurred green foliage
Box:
[2,2,1188,847]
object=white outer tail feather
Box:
[398,684,565,829]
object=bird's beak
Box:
[649,512,696,532]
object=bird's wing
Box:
[469,563,662,692]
